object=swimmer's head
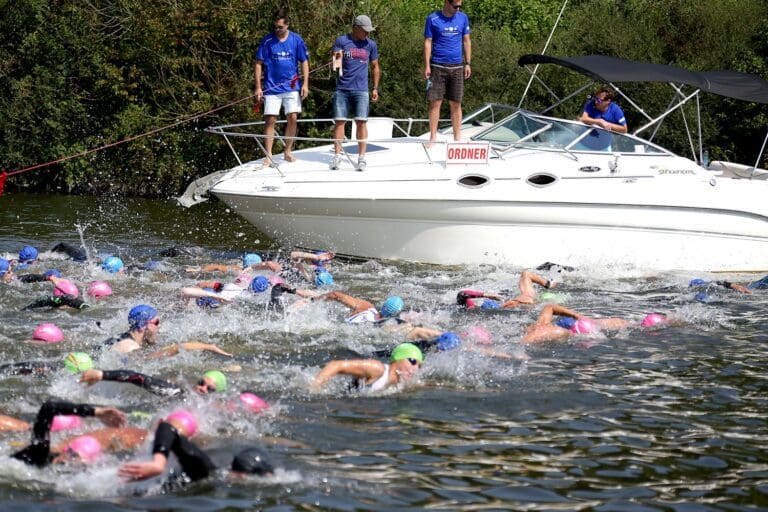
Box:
[53,279,80,298]
[390,342,424,364]
[239,392,270,413]
[570,318,597,335]
[380,296,404,318]
[235,273,251,284]
[555,316,577,330]
[196,288,221,309]
[18,245,38,264]
[63,352,94,374]
[315,270,334,287]
[641,312,667,328]
[166,409,198,437]
[66,435,102,462]
[44,269,62,279]
[243,253,262,268]
[128,304,158,330]
[32,323,64,343]
[201,370,228,392]
[461,325,493,344]
[250,275,270,293]
[86,280,113,298]
[689,278,709,287]
[231,447,274,476]
[436,332,461,351]
[51,415,82,432]
[480,299,500,310]
[101,256,124,273]
[0,258,9,276]
[694,291,709,303]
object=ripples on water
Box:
[0,193,767,510]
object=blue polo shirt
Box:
[424,11,471,65]
[255,31,309,95]
[332,34,378,92]
[583,100,626,126]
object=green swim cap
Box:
[539,291,563,303]
[390,343,424,363]
[63,352,93,374]
[204,370,228,392]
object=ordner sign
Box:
[446,142,490,164]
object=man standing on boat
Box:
[254,9,310,166]
[578,87,627,150]
[424,0,471,144]
[330,15,381,171]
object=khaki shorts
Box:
[427,64,464,103]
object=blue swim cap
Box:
[380,296,404,317]
[315,271,334,287]
[481,299,500,310]
[0,258,9,276]
[436,332,461,351]
[243,253,262,267]
[694,291,709,303]
[142,260,161,270]
[196,288,221,309]
[250,275,270,293]
[689,278,709,287]
[18,246,38,263]
[128,304,158,330]
[556,316,577,329]
[102,256,124,273]
[44,269,62,279]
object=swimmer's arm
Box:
[82,369,183,396]
[180,287,233,302]
[249,260,283,272]
[17,273,47,283]
[0,415,30,432]
[319,291,374,313]
[119,453,168,481]
[405,326,442,341]
[717,281,752,294]
[312,359,384,390]
[148,341,233,358]
[290,250,335,263]
[200,264,239,273]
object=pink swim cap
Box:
[51,415,82,432]
[268,275,284,286]
[235,273,251,284]
[461,325,493,344]
[86,280,113,298]
[239,392,270,413]
[53,279,80,298]
[166,409,198,437]
[67,435,102,462]
[32,323,64,343]
[570,318,598,335]
[641,313,667,328]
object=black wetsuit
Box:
[23,295,88,310]
[268,283,300,312]
[99,370,184,397]
[50,242,88,262]
[152,421,217,490]
[17,273,49,284]
[0,360,57,376]
[12,400,97,467]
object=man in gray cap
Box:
[330,15,381,171]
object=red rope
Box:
[2,60,333,186]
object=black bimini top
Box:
[518,54,768,104]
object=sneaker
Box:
[356,157,367,171]
[330,154,342,170]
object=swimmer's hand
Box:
[95,406,127,427]
[315,251,336,262]
[181,341,233,357]
[485,292,503,301]
[119,453,167,481]
[80,369,104,385]
[184,266,202,273]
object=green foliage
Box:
[1,0,767,196]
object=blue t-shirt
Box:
[332,34,378,91]
[583,100,626,126]
[424,11,471,65]
[255,31,309,95]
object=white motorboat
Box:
[185,55,768,271]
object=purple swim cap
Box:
[53,279,80,298]
[641,313,667,328]
[32,323,64,343]
[86,280,113,298]
[166,409,198,437]
[239,392,270,413]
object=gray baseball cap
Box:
[353,15,375,32]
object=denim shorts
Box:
[333,90,370,121]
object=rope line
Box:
[3,60,333,180]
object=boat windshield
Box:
[473,111,667,154]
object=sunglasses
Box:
[407,358,421,367]
[595,96,609,104]
[197,379,217,393]
[149,318,160,326]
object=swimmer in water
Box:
[79,368,229,398]
[11,400,126,467]
[50,241,88,262]
[521,304,634,344]
[318,292,404,324]
[22,275,89,310]
[100,304,232,357]
[118,413,274,489]
[457,271,555,309]
[312,342,423,392]
[0,351,95,377]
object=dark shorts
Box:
[427,64,464,103]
